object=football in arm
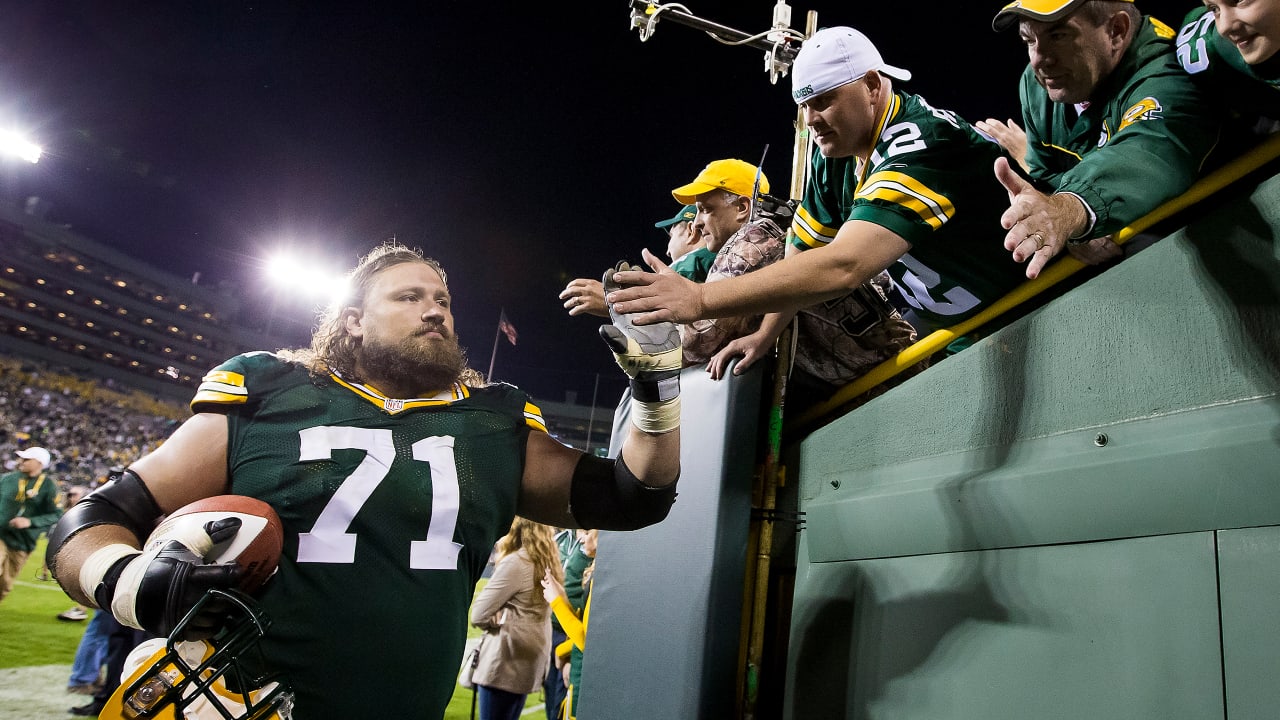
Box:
[146,495,284,595]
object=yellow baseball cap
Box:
[671,159,770,205]
[993,0,1135,31]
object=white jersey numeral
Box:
[871,121,926,166]
[896,252,981,317]
[295,426,462,569]
[1176,13,1214,75]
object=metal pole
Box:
[742,14,817,718]
[585,372,600,454]
[486,310,502,381]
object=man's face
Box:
[346,261,467,394]
[799,78,876,159]
[666,221,702,261]
[1208,0,1280,65]
[1019,13,1127,105]
[18,458,43,476]
[693,191,748,252]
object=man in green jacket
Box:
[1,447,61,602]
[992,0,1220,278]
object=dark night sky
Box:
[0,0,1191,406]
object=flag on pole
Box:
[498,310,518,346]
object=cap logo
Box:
[793,84,814,101]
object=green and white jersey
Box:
[1021,16,1219,237]
[1177,7,1280,118]
[191,352,547,720]
[791,91,1025,327]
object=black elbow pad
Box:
[45,469,162,574]
[569,454,677,531]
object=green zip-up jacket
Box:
[1020,15,1220,238]
[0,470,61,552]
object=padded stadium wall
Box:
[579,366,764,719]
[784,174,1280,719]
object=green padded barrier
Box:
[1217,525,1280,720]
[577,363,764,719]
[784,532,1223,720]
[788,172,1280,718]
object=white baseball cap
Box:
[16,447,51,468]
[792,27,912,105]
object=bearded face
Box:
[342,261,471,397]
[357,324,469,396]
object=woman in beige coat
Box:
[470,518,562,720]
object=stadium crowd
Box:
[0,355,186,488]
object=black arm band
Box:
[569,454,677,531]
[45,469,163,574]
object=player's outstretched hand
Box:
[605,248,705,326]
[602,256,682,433]
[600,259,682,381]
[107,517,244,639]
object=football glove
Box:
[84,517,244,640]
[602,260,682,433]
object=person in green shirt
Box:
[559,204,710,320]
[992,0,1221,278]
[660,204,717,282]
[606,27,1025,346]
[1177,2,1280,125]
[1,446,61,602]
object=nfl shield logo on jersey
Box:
[384,398,405,413]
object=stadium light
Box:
[264,252,347,303]
[0,129,42,163]
[262,249,350,336]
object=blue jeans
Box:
[477,685,526,720]
[543,625,568,720]
[68,610,114,687]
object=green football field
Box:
[0,539,549,719]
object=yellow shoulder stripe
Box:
[524,401,548,433]
[1149,16,1174,39]
[856,171,955,230]
[792,205,840,248]
[191,369,248,409]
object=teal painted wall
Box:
[787,174,1280,719]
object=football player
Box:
[605,27,1026,342]
[46,242,681,719]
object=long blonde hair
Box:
[497,517,563,584]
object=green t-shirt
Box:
[191,352,544,719]
[1021,16,1219,237]
[670,246,717,282]
[1177,7,1280,120]
[791,90,1025,327]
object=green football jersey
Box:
[1020,16,1219,237]
[191,352,547,719]
[1177,7,1280,118]
[791,91,1025,327]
